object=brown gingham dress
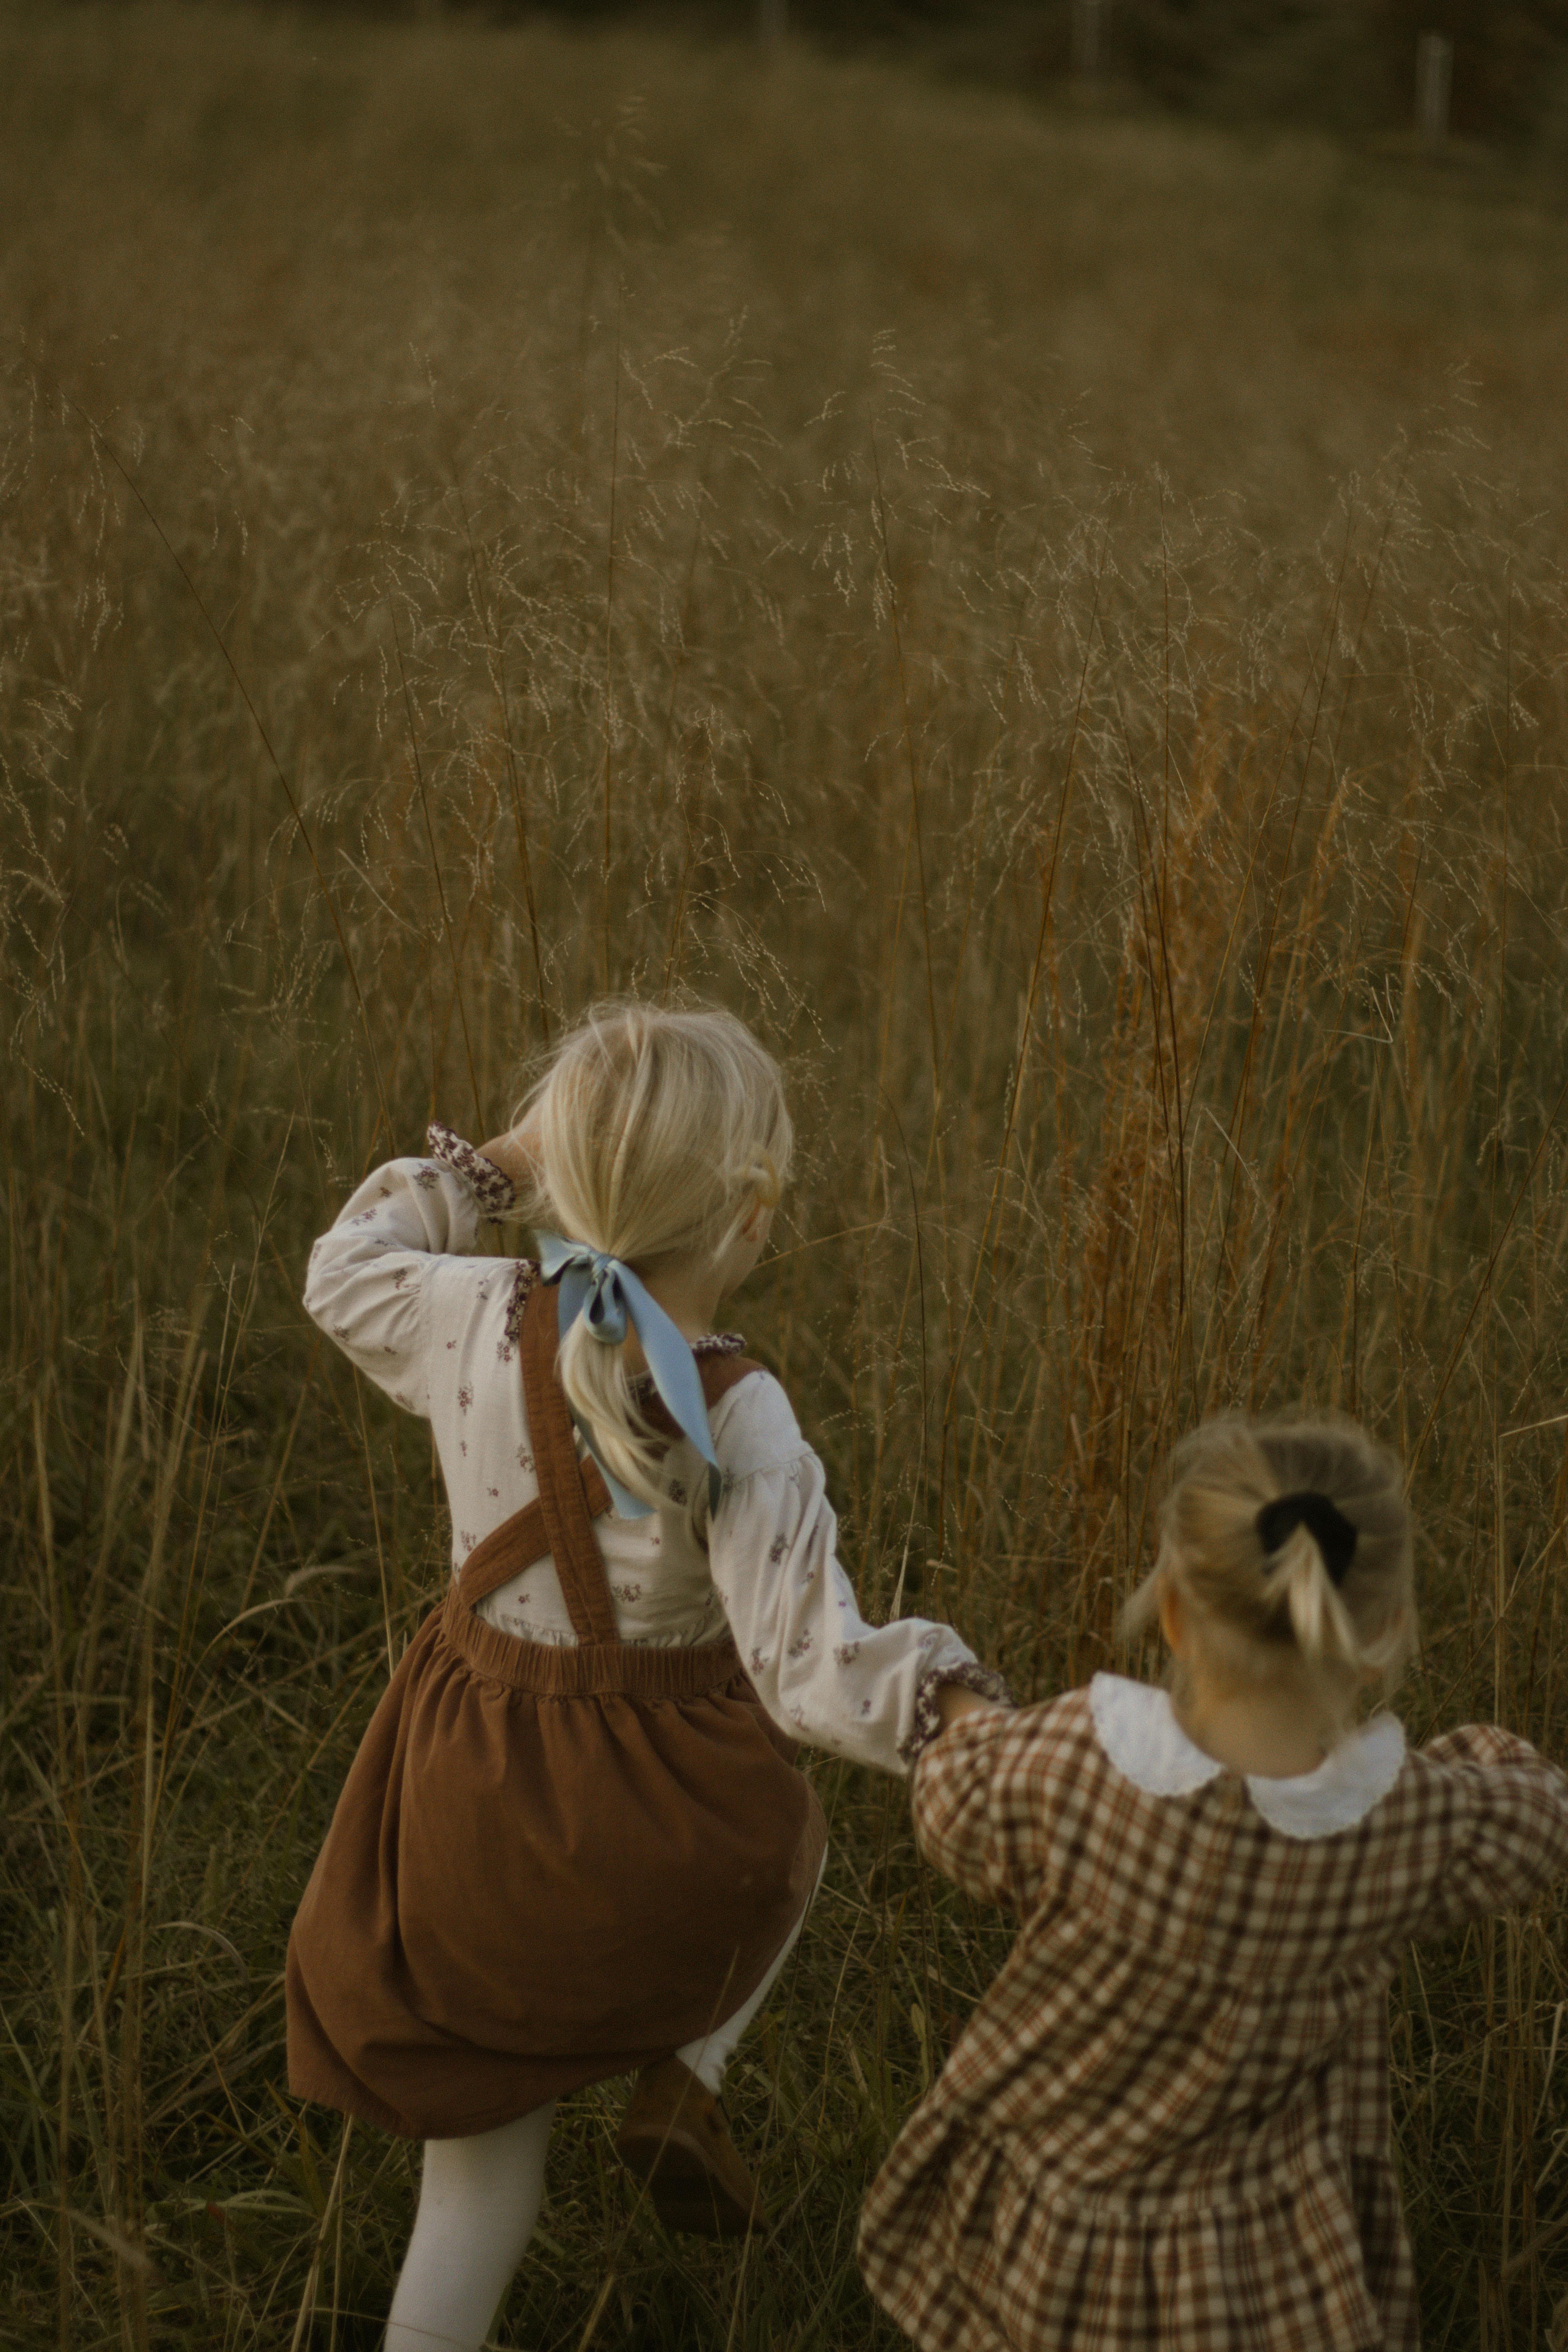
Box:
[857,1683,1568,2352]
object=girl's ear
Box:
[1157,1579,1186,1660]
[739,1191,773,1247]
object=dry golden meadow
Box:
[4,2,1568,2345]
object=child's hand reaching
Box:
[936,1682,1003,1732]
[476,1124,536,1194]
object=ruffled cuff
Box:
[901,1660,1015,1765]
[426,1122,517,1224]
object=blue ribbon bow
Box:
[536,1232,723,1521]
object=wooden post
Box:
[1415,31,1453,147]
[758,0,788,46]
[1071,0,1106,85]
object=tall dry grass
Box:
[3,3,1568,2345]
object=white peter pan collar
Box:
[1088,1673,1406,1841]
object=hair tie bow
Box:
[1255,1490,1358,1588]
[536,1233,722,1521]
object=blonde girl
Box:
[286,1001,1008,2352]
[859,1414,1568,2352]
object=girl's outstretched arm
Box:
[703,1371,1010,1777]
[1410,1723,1568,1935]
[908,1699,1068,1913]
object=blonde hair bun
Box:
[1124,1413,1416,1725]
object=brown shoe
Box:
[616,2055,767,2237]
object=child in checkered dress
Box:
[859,1416,1568,2352]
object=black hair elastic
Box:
[1256,1491,1358,1587]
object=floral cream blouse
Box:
[303,1126,1002,1774]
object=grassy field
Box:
[4,3,1568,2345]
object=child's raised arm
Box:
[302,1125,516,1416]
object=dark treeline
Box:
[270,0,1568,148]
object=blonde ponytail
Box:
[556,1310,661,1513]
[1123,1415,1415,1733]
[508,1001,792,1511]
[1265,1521,1363,1671]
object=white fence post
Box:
[1071,0,1106,85]
[1415,31,1453,146]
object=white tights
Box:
[383,1911,809,2352]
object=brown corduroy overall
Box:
[286,1280,828,2140]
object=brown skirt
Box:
[286,1280,828,2140]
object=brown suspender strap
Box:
[456,1455,613,1612]
[520,1279,622,1645]
[453,1282,768,1625]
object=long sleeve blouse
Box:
[303,1127,1000,1775]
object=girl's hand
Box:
[475,1126,535,1192]
[936,1682,1002,1731]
